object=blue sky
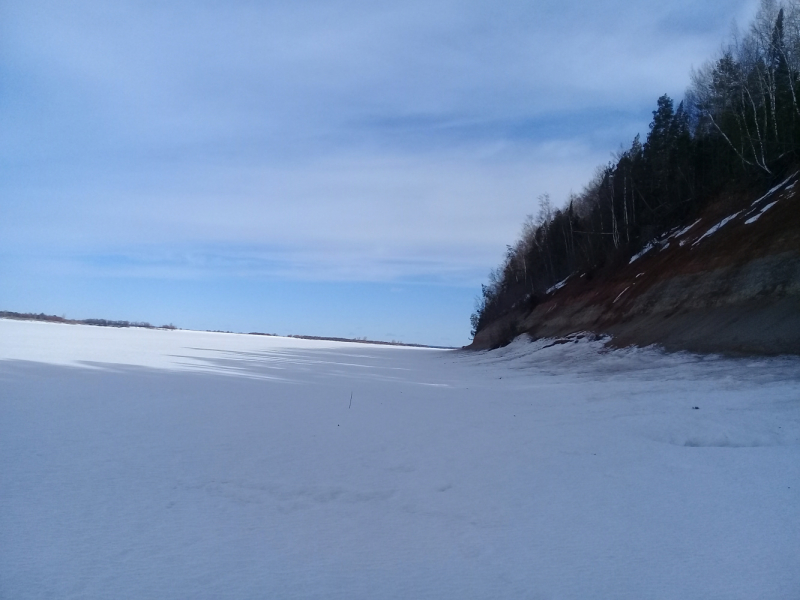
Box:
[1,0,758,347]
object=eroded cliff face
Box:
[470,173,800,355]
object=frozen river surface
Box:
[1,319,799,599]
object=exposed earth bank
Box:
[470,172,800,355]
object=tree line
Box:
[0,311,177,330]
[471,0,800,338]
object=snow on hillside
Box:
[1,320,799,599]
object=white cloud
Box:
[1,0,760,284]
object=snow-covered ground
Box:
[1,320,799,599]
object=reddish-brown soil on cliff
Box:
[470,172,800,355]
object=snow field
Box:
[1,320,799,599]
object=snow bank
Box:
[545,274,572,294]
[630,219,702,264]
[739,171,797,225]
[745,200,779,224]
[1,320,798,599]
[749,171,798,206]
[669,218,702,240]
[629,240,656,263]
[692,211,742,246]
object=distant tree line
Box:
[471,0,800,337]
[0,311,177,330]
[83,318,160,328]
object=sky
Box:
[0,0,760,347]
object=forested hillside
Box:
[471,0,800,343]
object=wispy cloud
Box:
[1,0,758,306]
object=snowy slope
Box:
[1,320,799,599]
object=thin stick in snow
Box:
[349,392,352,409]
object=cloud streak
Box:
[0,0,760,341]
